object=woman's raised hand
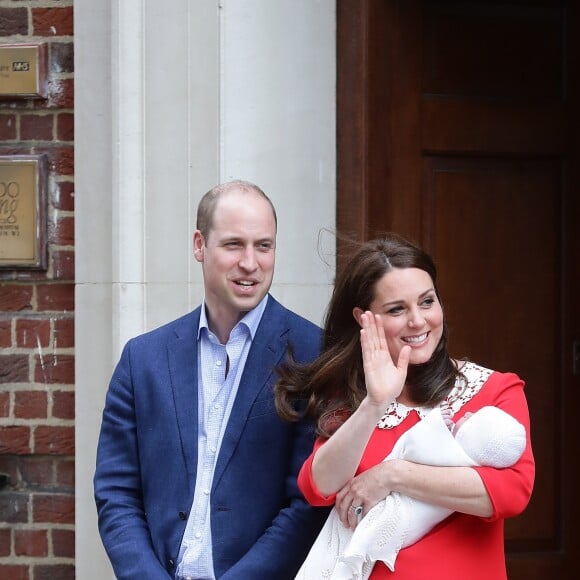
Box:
[360,310,410,407]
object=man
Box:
[94,180,325,579]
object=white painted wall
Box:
[75,1,335,577]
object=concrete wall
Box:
[74,1,336,577]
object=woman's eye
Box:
[388,306,404,315]
[422,297,435,307]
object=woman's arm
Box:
[334,373,535,529]
[333,451,492,529]
[311,312,410,495]
[311,397,389,495]
[387,460,491,515]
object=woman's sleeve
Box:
[472,372,535,521]
[297,438,339,506]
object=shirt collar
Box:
[197,294,269,341]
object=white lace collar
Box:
[376,361,493,429]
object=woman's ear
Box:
[352,307,364,327]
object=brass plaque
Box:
[0,44,47,98]
[0,156,48,269]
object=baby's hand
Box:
[441,404,454,432]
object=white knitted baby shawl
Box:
[295,405,525,580]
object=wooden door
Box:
[337,1,580,578]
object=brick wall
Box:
[0,1,75,579]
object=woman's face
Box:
[365,267,444,365]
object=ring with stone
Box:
[351,504,363,516]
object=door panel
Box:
[424,156,560,547]
[337,1,579,577]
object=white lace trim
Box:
[376,361,493,429]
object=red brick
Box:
[35,564,75,580]
[0,456,19,486]
[0,114,17,140]
[15,318,51,348]
[0,355,29,383]
[0,145,25,156]
[49,215,74,246]
[0,426,31,454]
[52,391,74,420]
[52,145,74,176]
[0,492,29,523]
[14,391,48,420]
[33,7,74,37]
[36,284,74,312]
[52,528,75,558]
[0,565,28,580]
[0,392,9,417]
[57,113,74,141]
[0,320,11,347]
[14,528,48,556]
[50,42,74,74]
[0,527,10,556]
[34,353,74,384]
[46,79,74,109]
[0,285,33,311]
[20,457,53,487]
[0,8,28,36]
[33,493,74,524]
[20,114,54,141]
[53,317,74,348]
[55,459,74,489]
[52,181,75,211]
[52,250,75,281]
[34,426,74,455]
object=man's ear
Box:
[193,230,204,262]
[352,307,364,328]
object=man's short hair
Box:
[196,180,278,239]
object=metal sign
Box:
[0,156,48,269]
[0,44,47,99]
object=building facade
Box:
[0,1,336,578]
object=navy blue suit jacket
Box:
[94,295,326,579]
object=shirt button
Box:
[214,403,221,410]
[216,360,222,366]
[203,488,210,495]
[195,532,202,539]
[210,446,217,453]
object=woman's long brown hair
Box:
[274,234,463,439]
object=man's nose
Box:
[239,246,258,270]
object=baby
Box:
[296,405,526,580]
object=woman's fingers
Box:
[336,484,364,529]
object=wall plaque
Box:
[0,44,47,99]
[0,156,48,269]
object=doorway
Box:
[337,1,580,577]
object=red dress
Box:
[298,363,535,579]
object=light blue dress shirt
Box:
[176,295,269,580]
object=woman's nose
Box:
[407,309,425,328]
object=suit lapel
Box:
[167,308,201,486]
[212,298,288,489]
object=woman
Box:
[275,235,535,579]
